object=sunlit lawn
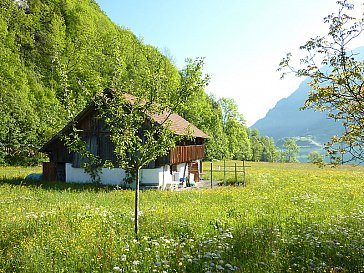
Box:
[0,166,41,179]
[1,162,364,272]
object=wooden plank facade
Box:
[189,161,200,182]
[170,145,204,165]
[42,162,65,182]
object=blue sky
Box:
[96,0,364,126]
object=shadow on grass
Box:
[0,176,121,192]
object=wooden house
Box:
[40,89,208,189]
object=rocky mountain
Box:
[251,78,344,162]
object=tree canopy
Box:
[283,138,300,163]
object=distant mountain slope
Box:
[251,78,344,161]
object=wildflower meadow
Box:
[1,162,364,272]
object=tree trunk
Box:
[134,167,140,235]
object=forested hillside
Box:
[0,0,275,165]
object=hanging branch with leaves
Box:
[278,0,364,164]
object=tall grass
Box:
[0,166,41,179]
[1,162,364,272]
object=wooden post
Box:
[235,162,238,186]
[187,162,191,187]
[224,160,226,186]
[243,160,246,187]
[210,162,213,189]
[134,167,140,236]
[162,165,165,190]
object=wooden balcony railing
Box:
[170,145,204,165]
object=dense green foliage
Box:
[2,163,364,272]
[308,151,324,164]
[0,0,275,165]
[282,138,300,163]
[0,0,142,164]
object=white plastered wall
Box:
[65,163,173,188]
[65,163,127,185]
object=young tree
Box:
[69,58,208,235]
[279,0,364,163]
[97,91,179,235]
[283,138,300,163]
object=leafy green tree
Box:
[260,136,276,162]
[308,151,324,164]
[279,0,364,163]
[283,138,300,163]
[66,59,207,235]
[219,98,251,160]
[275,150,285,163]
[203,103,230,161]
[249,129,263,162]
[206,103,229,160]
[0,4,44,165]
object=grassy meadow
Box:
[1,162,364,272]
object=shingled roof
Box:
[151,111,208,139]
[120,92,208,139]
